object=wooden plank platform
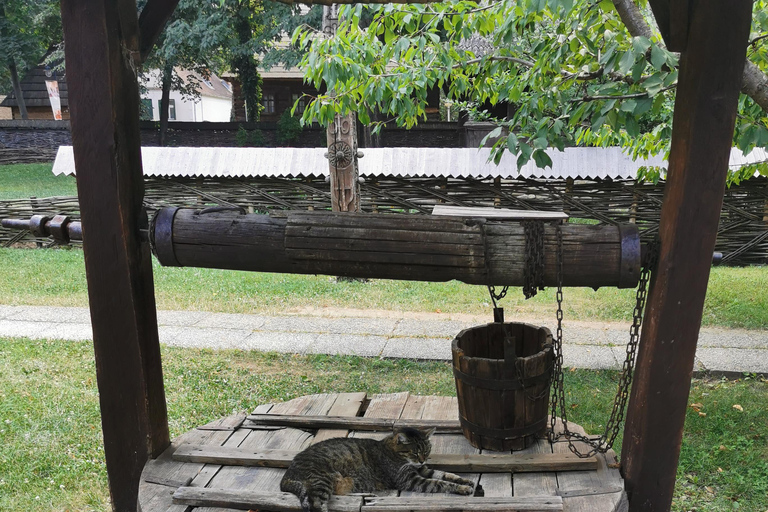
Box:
[138,393,628,512]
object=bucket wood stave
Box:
[452,322,554,451]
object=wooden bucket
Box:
[451,322,554,451]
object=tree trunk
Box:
[233,5,262,122]
[158,62,172,146]
[8,58,29,120]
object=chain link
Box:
[549,226,658,458]
[523,221,545,299]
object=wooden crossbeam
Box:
[138,0,182,62]
[172,444,598,472]
[245,413,463,433]
[172,487,564,512]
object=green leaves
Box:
[294,0,768,178]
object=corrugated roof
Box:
[51,145,767,180]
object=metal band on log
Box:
[149,208,641,288]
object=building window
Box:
[292,93,306,114]
[168,99,176,120]
[262,94,275,114]
[140,98,153,120]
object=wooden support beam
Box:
[59,1,170,511]
[138,0,181,62]
[647,0,690,52]
[621,1,753,510]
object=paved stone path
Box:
[1,305,766,375]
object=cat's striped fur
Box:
[280,427,479,512]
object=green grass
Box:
[0,337,765,511]
[0,163,77,200]
[0,247,766,329]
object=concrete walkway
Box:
[1,304,766,375]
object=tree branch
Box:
[571,84,676,102]
[611,0,768,115]
[610,0,653,40]
[741,60,768,112]
[749,33,768,47]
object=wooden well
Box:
[452,322,553,451]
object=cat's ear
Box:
[396,432,411,444]
[422,427,436,438]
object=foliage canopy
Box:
[294,0,768,179]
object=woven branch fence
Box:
[2,175,767,265]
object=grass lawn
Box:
[0,246,766,329]
[0,337,765,511]
[0,163,76,201]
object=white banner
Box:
[45,80,62,120]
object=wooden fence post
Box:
[59,1,170,510]
[323,4,360,212]
[621,2,753,510]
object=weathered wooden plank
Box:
[172,445,595,473]
[139,428,234,512]
[432,206,569,220]
[173,487,363,512]
[352,392,410,441]
[511,436,558,498]
[244,414,462,433]
[60,1,169,510]
[551,422,624,512]
[421,396,481,498]
[362,495,563,511]
[285,235,484,256]
[312,392,368,445]
[285,225,485,246]
[392,394,429,498]
[621,3,753,512]
[212,396,335,491]
[427,453,597,473]
[197,413,247,431]
[201,394,338,500]
[287,211,483,234]
[285,248,486,268]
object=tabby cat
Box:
[280,427,481,512]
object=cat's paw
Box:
[473,484,484,497]
[456,485,474,496]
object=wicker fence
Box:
[2,175,767,265]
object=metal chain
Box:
[549,226,658,458]
[523,221,545,299]
[487,285,509,309]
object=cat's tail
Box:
[281,478,311,512]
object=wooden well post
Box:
[58,0,179,510]
[620,1,753,510]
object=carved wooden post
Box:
[621,2,752,510]
[59,0,170,510]
[323,4,360,212]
